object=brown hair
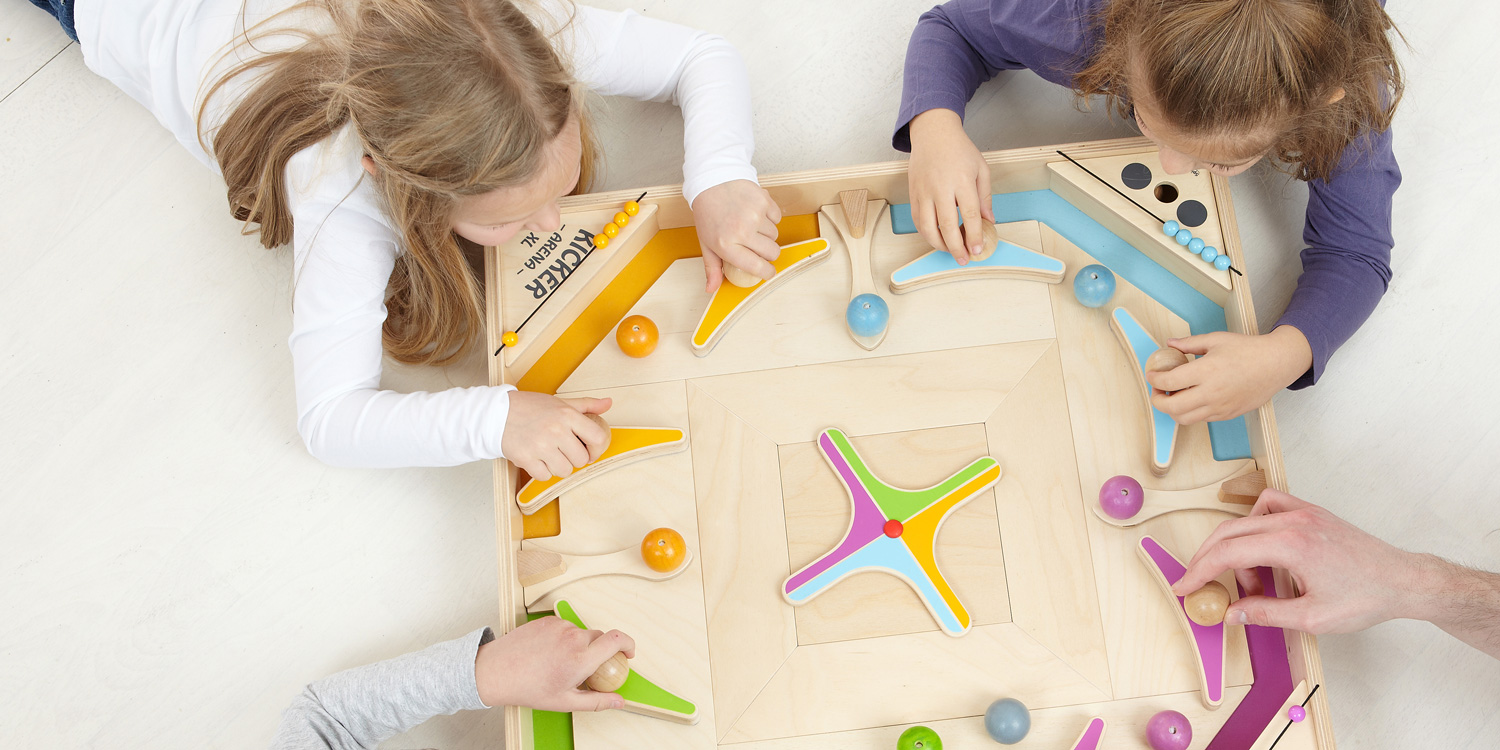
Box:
[1074,0,1404,181]
[200,0,597,365]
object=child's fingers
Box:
[518,457,553,483]
[558,436,590,472]
[700,250,724,293]
[560,689,624,713]
[540,449,575,481]
[955,190,985,257]
[1146,359,1201,393]
[1165,334,1220,356]
[934,204,969,264]
[720,244,777,280]
[764,197,784,226]
[757,215,779,241]
[912,201,944,260]
[976,163,994,222]
[586,628,637,663]
[562,397,612,416]
[743,233,783,264]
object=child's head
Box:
[1075,0,1404,181]
[207,0,594,365]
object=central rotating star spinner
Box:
[781,428,1003,636]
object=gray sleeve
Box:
[269,628,496,750]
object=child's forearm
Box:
[1404,554,1500,659]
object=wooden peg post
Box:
[1219,470,1268,505]
[839,189,870,239]
[516,548,567,587]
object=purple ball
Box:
[1289,705,1307,723]
[1099,475,1145,520]
[1146,710,1192,750]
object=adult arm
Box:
[1275,127,1401,388]
[1174,489,1500,659]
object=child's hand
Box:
[501,391,612,481]
[907,108,994,265]
[691,179,784,293]
[475,615,636,711]
[1146,326,1313,424]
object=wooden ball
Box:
[1145,347,1189,374]
[962,221,1000,262]
[585,651,629,693]
[641,527,687,573]
[1184,581,1231,626]
[722,263,763,288]
[615,315,659,358]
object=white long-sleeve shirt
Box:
[75,0,758,467]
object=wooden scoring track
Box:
[483,138,1329,750]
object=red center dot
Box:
[883,519,904,538]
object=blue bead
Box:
[1214,254,1232,271]
[1188,237,1205,253]
[984,698,1030,745]
[1175,229,1193,245]
[846,293,890,337]
[1200,245,1218,262]
[1073,264,1117,308]
[1163,220,1180,236]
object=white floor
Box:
[2,1,1497,748]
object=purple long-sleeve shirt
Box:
[894,0,1400,389]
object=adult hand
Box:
[501,392,612,481]
[1147,325,1313,424]
[907,108,993,265]
[1171,489,1422,633]
[475,616,636,711]
[691,179,784,293]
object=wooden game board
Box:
[484,138,1331,750]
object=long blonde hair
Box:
[1075,0,1404,181]
[201,0,596,365]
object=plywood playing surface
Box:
[484,139,1331,750]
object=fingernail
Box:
[1232,610,1248,625]
[612,700,624,709]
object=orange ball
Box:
[615,315,659,358]
[592,233,610,249]
[641,527,686,573]
[603,222,620,238]
[623,200,640,216]
[501,331,519,347]
[613,211,630,227]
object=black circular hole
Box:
[1121,162,1152,190]
[1154,183,1179,203]
[1176,199,1208,228]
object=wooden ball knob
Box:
[1184,580,1231,626]
[585,413,612,454]
[722,263,767,288]
[963,221,1000,262]
[1145,347,1189,374]
[585,651,629,693]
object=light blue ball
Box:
[1162,220,1180,235]
[1073,264,1116,308]
[1188,237,1205,253]
[984,698,1030,745]
[1214,254,1232,271]
[1174,229,1193,245]
[846,293,890,337]
[1200,245,1218,262]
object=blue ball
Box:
[984,698,1030,745]
[1188,237,1205,253]
[1200,245,1218,262]
[846,293,890,337]
[1214,254,1232,271]
[1163,220,1180,236]
[1174,229,1193,245]
[1073,264,1117,308]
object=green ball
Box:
[897,725,943,750]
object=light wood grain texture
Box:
[1089,459,1260,528]
[820,196,890,349]
[686,386,796,743]
[780,426,1011,644]
[1221,470,1270,505]
[516,548,566,587]
[985,342,1114,694]
[521,544,694,606]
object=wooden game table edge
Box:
[481,135,1333,750]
